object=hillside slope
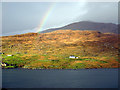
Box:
[1,30,120,69]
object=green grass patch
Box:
[68,63,86,69]
[5,66,16,68]
[75,63,86,69]
[98,60,108,63]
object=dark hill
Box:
[40,21,118,34]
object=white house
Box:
[1,63,6,67]
[69,55,76,59]
[69,55,79,59]
[76,57,79,59]
[7,55,13,56]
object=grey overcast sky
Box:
[2,2,118,36]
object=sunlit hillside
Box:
[1,30,120,69]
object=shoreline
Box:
[2,67,119,70]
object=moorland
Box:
[1,30,120,69]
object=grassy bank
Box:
[1,53,119,69]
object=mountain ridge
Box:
[40,21,118,34]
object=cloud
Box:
[2,2,118,36]
[75,2,118,24]
[2,28,36,36]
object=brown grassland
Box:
[1,30,120,69]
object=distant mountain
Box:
[118,24,120,33]
[40,21,118,34]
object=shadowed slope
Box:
[40,21,118,34]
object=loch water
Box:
[2,68,118,88]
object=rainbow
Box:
[36,3,56,33]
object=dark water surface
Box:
[2,68,118,88]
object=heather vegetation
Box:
[1,30,119,69]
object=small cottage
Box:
[69,55,78,59]
[76,57,78,59]
[69,55,75,59]
[7,55,13,56]
[1,63,7,67]
[1,63,17,68]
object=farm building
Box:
[69,55,78,59]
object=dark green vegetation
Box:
[1,30,119,69]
